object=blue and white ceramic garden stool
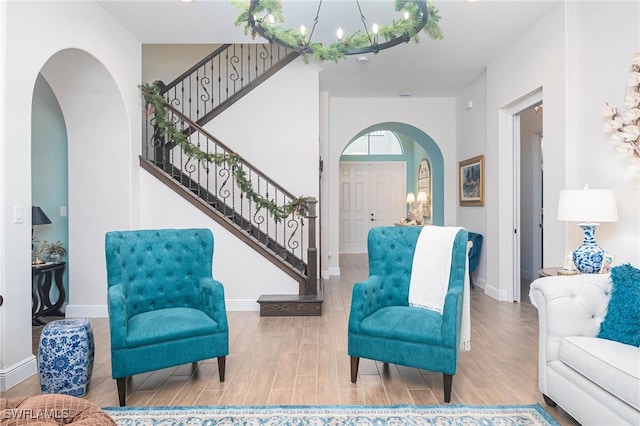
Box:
[38,318,95,396]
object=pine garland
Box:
[141,82,309,222]
[232,0,443,63]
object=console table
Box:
[32,262,66,325]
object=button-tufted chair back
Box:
[349,226,468,403]
[106,228,214,318]
[366,226,467,308]
[104,228,228,406]
[367,226,423,307]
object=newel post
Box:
[306,197,318,296]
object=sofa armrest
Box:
[107,284,128,350]
[529,273,611,392]
[348,275,385,332]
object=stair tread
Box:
[257,294,322,303]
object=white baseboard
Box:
[65,304,108,318]
[482,282,509,301]
[0,355,37,391]
[225,299,259,311]
[327,266,340,276]
[66,300,262,317]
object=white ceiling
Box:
[98,0,560,97]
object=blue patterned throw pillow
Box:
[597,264,640,346]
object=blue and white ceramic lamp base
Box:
[572,223,606,274]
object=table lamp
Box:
[406,193,415,217]
[32,206,51,264]
[557,185,618,273]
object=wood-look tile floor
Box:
[6,254,579,425]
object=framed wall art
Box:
[459,155,484,206]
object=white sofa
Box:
[529,273,640,426]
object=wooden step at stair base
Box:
[257,294,322,317]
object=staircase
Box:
[142,43,321,316]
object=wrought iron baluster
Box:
[218,52,223,106]
[208,58,215,114]
[213,143,220,201]
[240,44,245,90]
[180,80,185,117]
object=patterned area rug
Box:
[103,404,560,425]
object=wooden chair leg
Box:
[117,377,127,407]
[218,356,226,382]
[350,356,360,383]
[443,374,453,403]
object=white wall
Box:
[468,1,639,302]
[142,44,222,84]
[1,1,141,390]
[327,97,456,275]
[455,72,487,288]
[205,60,321,197]
[565,1,640,267]
[485,3,567,301]
[0,0,9,390]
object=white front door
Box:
[339,162,406,253]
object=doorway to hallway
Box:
[512,95,544,303]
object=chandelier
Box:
[233,0,443,62]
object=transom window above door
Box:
[342,130,403,156]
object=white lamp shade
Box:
[406,193,415,203]
[417,192,428,202]
[557,187,618,223]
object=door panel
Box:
[370,165,404,227]
[340,162,406,253]
[340,164,367,252]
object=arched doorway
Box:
[31,75,69,319]
[37,48,132,315]
[337,122,444,254]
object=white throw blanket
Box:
[408,226,471,351]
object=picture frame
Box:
[599,253,615,274]
[459,155,484,206]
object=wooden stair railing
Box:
[142,101,321,316]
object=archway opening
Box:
[29,48,131,333]
[337,122,444,254]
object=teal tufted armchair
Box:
[105,228,228,406]
[348,226,468,403]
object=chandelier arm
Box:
[306,0,323,48]
[355,0,374,47]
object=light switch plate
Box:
[14,206,24,224]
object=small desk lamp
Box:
[32,206,51,264]
[557,185,618,273]
[406,193,415,218]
